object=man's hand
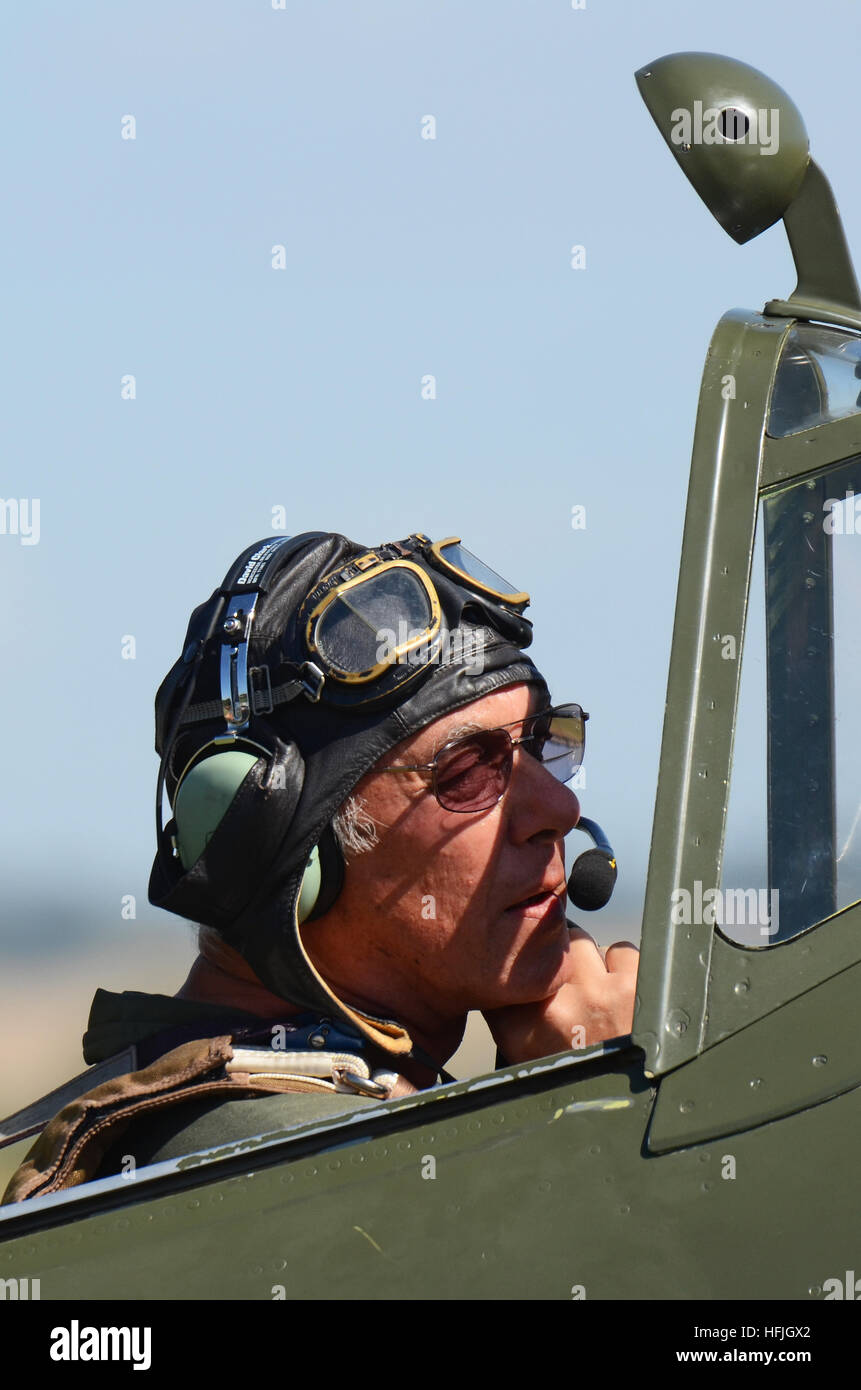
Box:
[482,928,639,1065]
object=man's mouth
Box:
[505,886,566,917]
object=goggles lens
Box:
[438,541,518,596]
[312,565,438,678]
[429,537,529,609]
[434,704,586,812]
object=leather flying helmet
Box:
[148,530,550,1060]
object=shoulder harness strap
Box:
[2,1034,409,1205]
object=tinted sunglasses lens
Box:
[536,706,586,780]
[435,730,512,811]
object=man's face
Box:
[306,681,583,1022]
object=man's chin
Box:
[482,917,574,1006]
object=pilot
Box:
[3,530,637,1203]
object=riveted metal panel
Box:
[1,1049,860,1298]
[706,900,861,1046]
[634,310,791,1076]
[649,961,861,1152]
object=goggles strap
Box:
[178,660,325,727]
[154,591,228,856]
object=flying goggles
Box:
[297,532,531,702]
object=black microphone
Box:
[567,816,617,911]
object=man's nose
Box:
[510,747,581,837]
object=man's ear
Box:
[300,823,345,922]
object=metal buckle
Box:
[333,1069,391,1098]
[219,591,260,734]
[249,665,273,716]
[300,661,325,702]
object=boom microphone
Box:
[567,816,617,911]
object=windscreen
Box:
[721,454,861,943]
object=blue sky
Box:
[3,0,861,971]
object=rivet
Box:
[667,1009,689,1037]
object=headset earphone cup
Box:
[297,844,321,924]
[174,748,261,871]
[149,735,305,931]
[302,822,345,922]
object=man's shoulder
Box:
[83,987,261,1065]
[87,994,390,1176]
[2,1001,410,1203]
[0,990,269,1157]
[98,1086,377,1176]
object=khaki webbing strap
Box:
[2,1036,237,1203]
[0,1046,138,1152]
[1,1036,406,1205]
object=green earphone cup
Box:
[297,844,321,924]
[174,750,261,869]
[150,734,306,932]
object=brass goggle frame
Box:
[304,558,443,685]
[426,536,530,610]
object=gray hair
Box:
[331,792,380,861]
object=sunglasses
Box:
[379,704,587,813]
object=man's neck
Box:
[176,948,299,1018]
[175,930,458,1090]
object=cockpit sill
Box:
[0,1036,642,1239]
